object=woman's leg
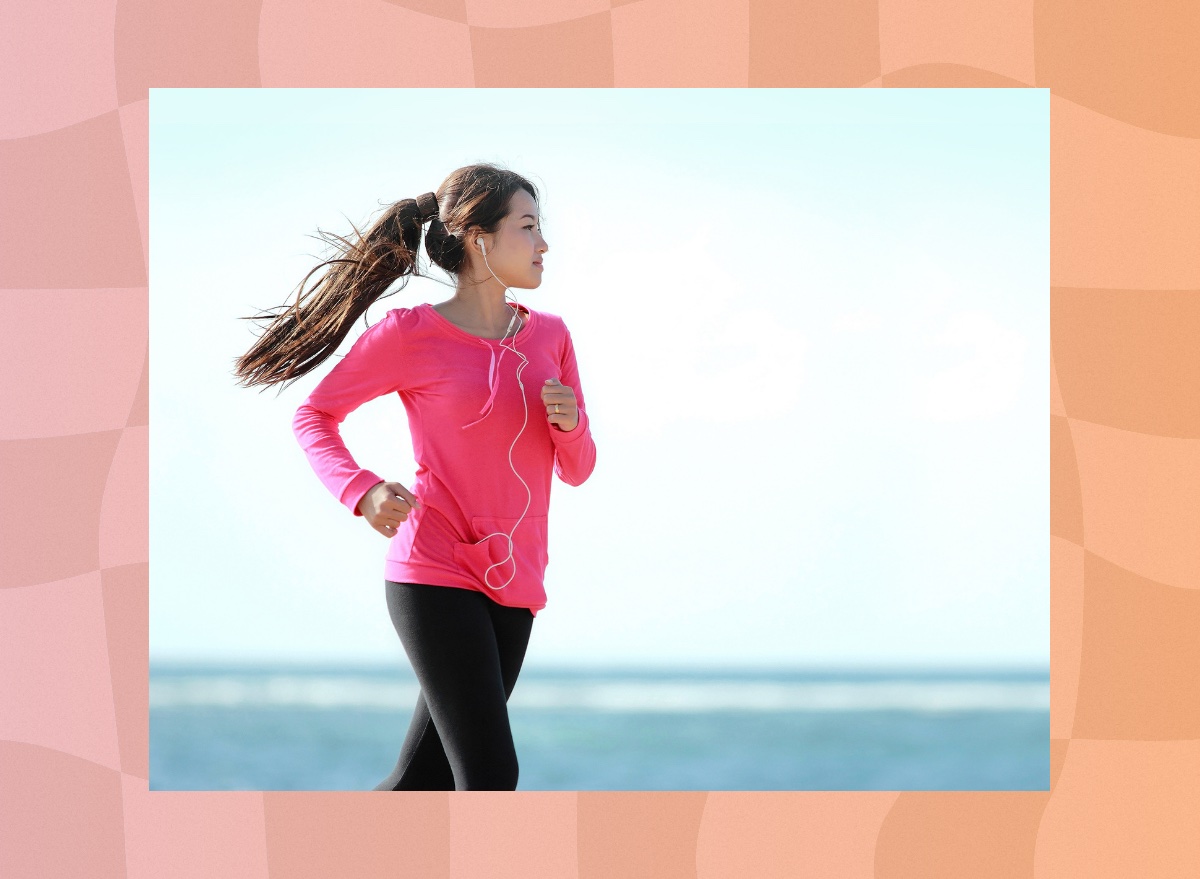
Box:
[372,689,454,790]
[374,581,535,791]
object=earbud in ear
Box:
[477,238,486,255]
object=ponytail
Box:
[232,192,439,391]
[233,163,539,392]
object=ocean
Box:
[149,663,1050,791]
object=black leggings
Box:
[373,581,535,791]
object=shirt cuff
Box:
[550,408,590,443]
[341,471,386,517]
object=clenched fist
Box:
[541,378,579,432]
[357,480,421,538]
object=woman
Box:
[232,163,597,791]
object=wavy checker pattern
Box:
[2,0,1199,875]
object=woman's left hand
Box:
[541,378,579,432]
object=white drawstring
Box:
[461,343,501,429]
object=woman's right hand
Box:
[357,481,422,538]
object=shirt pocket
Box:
[452,515,549,591]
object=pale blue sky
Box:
[150,88,1048,668]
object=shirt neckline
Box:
[420,301,536,345]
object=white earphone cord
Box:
[472,238,533,590]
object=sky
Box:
[149,88,1048,669]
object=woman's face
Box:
[476,189,548,290]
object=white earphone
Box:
[463,232,530,591]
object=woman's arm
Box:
[546,325,597,486]
[292,311,408,516]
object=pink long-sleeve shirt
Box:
[292,302,596,616]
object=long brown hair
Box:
[232,162,540,392]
